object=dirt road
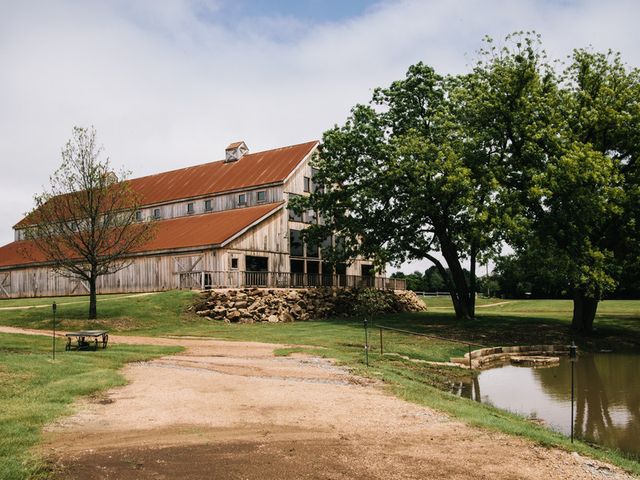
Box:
[2,327,632,479]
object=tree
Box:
[295,63,501,320]
[557,50,640,332]
[23,127,156,319]
[468,35,639,333]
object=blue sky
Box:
[1,0,639,272]
[215,0,380,23]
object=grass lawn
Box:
[0,332,181,480]
[1,291,639,476]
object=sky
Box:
[1,0,639,274]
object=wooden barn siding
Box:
[131,185,283,221]
[13,186,284,239]
[0,250,218,298]
[223,210,289,273]
[284,160,313,196]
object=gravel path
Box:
[2,326,635,479]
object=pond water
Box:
[453,353,640,458]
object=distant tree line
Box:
[390,267,448,292]
[393,251,640,299]
[483,253,640,300]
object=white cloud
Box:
[1,0,638,273]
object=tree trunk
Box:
[571,290,598,334]
[88,270,97,320]
[438,236,474,321]
[469,245,477,318]
[425,253,468,320]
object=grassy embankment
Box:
[0,291,639,476]
[0,330,181,480]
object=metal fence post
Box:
[364,318,369,367]
[569,341,578,443]
[379,327,383,355]
[52,302,57,361]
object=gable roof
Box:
[128,140,318,206]
[0,202,283,269]
[14,140,318,229]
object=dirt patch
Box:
[2,326,633,479]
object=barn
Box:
[0,141,405,298]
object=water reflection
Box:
[454,353,640,458]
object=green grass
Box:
[1,291,639,476]
[0,332,181,480]
[0,291,199,334]
[0,293,141,308]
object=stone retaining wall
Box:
[192,287,426,323]
[451,345,569,369]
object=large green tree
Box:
[296,63,501,320]
[469,36,639,333]
[299,34,638,331]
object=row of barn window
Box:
[133,189,272,222]
[132,173,318,222]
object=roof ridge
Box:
[129,140,319,182]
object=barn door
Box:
[70,278,90,295]
[175,255,204,289]
[0,273,10,298]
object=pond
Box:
[453,353,640,458]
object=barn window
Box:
[257,190,266,203]
[187,202,194,214]
[321,235,333,254]
[288,194,303,222]
[306,240,319,258]
[303,176,311,192]
[153,208,161,219]
[311,168,323,193]
[231,257,239,269]
[135,211,142,222]
[238,194,246,206]
[305,209,317,224]
[290,229,304,256]
[205,199,212,211]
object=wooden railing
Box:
[178,271,406,291]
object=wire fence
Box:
[363,322,486,370]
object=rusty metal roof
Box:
[129,140,317,206]
[0,202,283,269]
[14,140,317,229]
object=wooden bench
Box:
[65,330,109,351]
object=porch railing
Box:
[178,271,406,291]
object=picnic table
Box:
[65,330,109,351]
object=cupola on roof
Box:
[225,141,249,162]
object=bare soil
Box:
[2,326,633,479]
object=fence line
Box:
[374,324,486,370]
[414,291,451,297]
[178,271,407,291]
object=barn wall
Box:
[222,210,289,273]
[0,249,217,299]
[131,185,284,222]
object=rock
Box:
[195,287,426,323]
[291,304,303,318]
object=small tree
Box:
[23,127,156,319]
